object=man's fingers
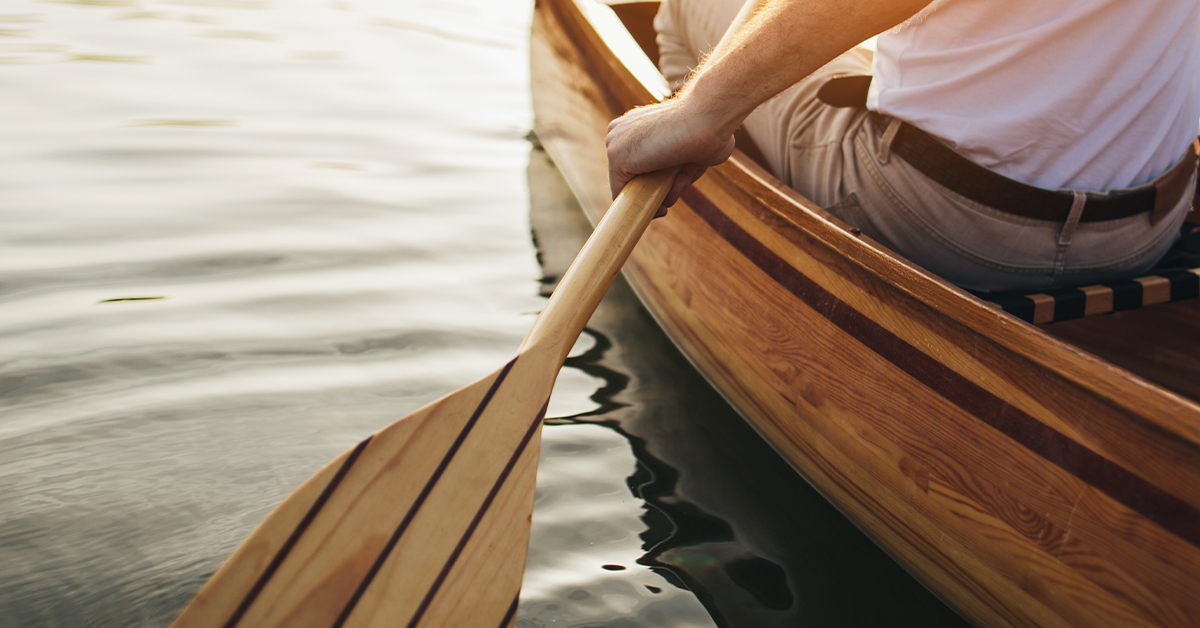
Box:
[658,163,707,213]
[661,166,691,209]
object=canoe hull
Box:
[532,1,1200,626]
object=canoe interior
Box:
[606,0,1200,407]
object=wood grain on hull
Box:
[531,1,1200,625]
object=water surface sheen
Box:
[2,0,540,623]
[0,1,968,626]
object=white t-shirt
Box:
[867,0,1200,192]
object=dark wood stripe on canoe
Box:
[331,358,518,628]
[223,435,375,628]
[406,400,548,628]
[497,596,520,628]
[683,186,1200,548]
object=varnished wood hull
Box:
[531,1,1200,626]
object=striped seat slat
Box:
[982,267,1200,324]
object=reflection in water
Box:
[547,328,794,617]
[522,423,716,628]
[541,338,795,626]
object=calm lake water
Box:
[0,0,968,625]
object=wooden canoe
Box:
[530,1,1200,626]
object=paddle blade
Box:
[171,355,556,628]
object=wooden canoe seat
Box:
[981,266,1200,324]
[979,222,1200,324]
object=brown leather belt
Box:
[818,75,1199,224]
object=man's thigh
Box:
[654,0,747,88]
[745,48,872,205]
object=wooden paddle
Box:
[169,167,678,628]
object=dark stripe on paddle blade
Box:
[497,595,520,628]
[406,400,548,628]
[684,186,1200,548]
[331,358,517,628]
[223,435,374,628]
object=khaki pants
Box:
[655,0,1194,292]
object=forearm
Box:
[605,0,933,204]
[678,0,934,138]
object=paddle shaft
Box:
[521,167,678,365]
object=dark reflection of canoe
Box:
[530,1,1200,626]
